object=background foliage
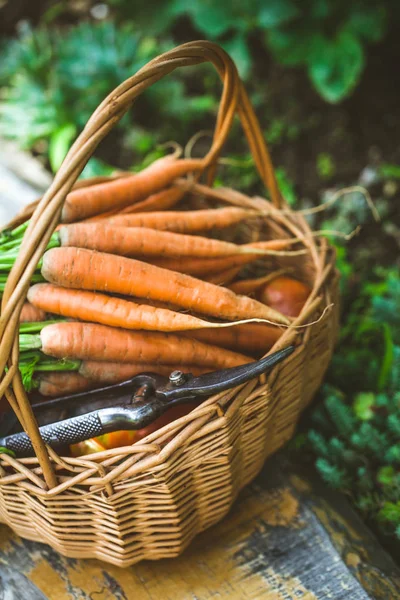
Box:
[0,0,399,547]
[294,264,400,540]
[0,20,218,173]
[110,0,393,102]
[1,0,400,176]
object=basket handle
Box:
[143,43,282,204]
[0,41,281,489]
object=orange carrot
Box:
[36,372,93,396]
[128,296,183,313]
[149,254,256,275]
[79,361,208,383]
[149,239,294,276]
[20,302,47,323]
[119,187,185,214]
[204,266,242,285]
[102,206,257,232]
[183,323,281,357]
[81,186,185,222]
[28,284,269,332]
[41,247,291,325]
[61,157,203,223]
[38,322,253,368]
[58,223,268,259]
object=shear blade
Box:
[160,346,295,400]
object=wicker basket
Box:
[0,41,339,567]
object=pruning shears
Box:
[0,346,294,457]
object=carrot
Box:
[61,157,203,223]
[228,270,289,295]
[58,224,269,259]
[257,276,311,317]
[128,296,183,313]
[183,323,281,357]
[36,372,93,396]
[80,186,184,222]
[27,284,271,332]
[29,322,253,368]
[2,223,270,282]
[79,361,208,383]
[119,187,185,214]
[41,247,291,325]
[20,302,47,323]
[150,254,256,275]
[102,206,257,232]
[205,266,242,285]
[149,239,295,276]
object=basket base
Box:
[1,454,399,598]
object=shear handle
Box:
[0,402,163,457]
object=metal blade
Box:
[157,346,295,402]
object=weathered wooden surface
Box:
[1,454,399,599]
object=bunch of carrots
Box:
[0,153,311,456]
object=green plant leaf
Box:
[353,392,375,421]
[267,28,314,66]
[308,30,364,103]
[275,167,297,205]
[316,152,336,179]
[386,444,400,464]
[378,502,400,522]
[79,158,116,179]
[41,1,67,24]
[377,466,395,486]
[0,447,16,457]
[18,351,41,392]
[49,123,76,173]
[258,1,299,29]
[176,1,239,37]
[310,0,331,20]
[378,324,394,390]
[186,94,216,113]
[316,457,350,488]
[379,164,400,180]
[265,119,286,144]
[0,79,59,147]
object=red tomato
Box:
[257,276,311,317]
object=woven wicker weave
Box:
[0,41,339,567]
